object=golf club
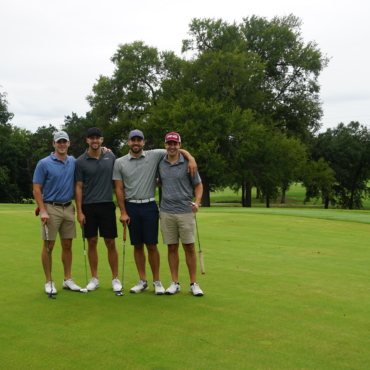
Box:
[44,225,56,299]
[80,226,88,293]
[192,203,205,274]
[115,222,126,297]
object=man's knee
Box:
[61,239,72,251]
[182,243,195,253]
[168,244,179,253]
[146,244,158,253]
[88,236,98,249]
[104,238,116,250]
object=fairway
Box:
[1,204,370,370]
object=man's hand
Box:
[190,202,199,214]
[77,212,86,227]
[187,157,198,176]
[102,146,112,152]
[120,212,131,225]
[40,212,50,226]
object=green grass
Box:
[210,184,370,210]
[1,204,370,369]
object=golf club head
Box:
[80,288,88,293]
[115,291,123,296]
[48,294,56,299]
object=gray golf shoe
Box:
[165,282,181,295]
[130,279,149,293]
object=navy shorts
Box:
[125,201,159,246]
[82,202,118,239]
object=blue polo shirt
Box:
[33,153,75,203]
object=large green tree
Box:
[311,122,370,209]
[86,15,328,206]
[183,15,329,140]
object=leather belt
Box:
[44,201,72,207]
[128,198,155,204]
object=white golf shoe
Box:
[45,281,57,294]
[153,280,165,295]
[86,277,100,291]
[130,279,149,293]
[63,279,82,291]
[165,282,181,295]
[190,283,203,297]
[112,278,123,292]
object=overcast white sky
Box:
[1,0,369,133]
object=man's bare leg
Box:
[167,243,180,282]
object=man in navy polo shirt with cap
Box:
[75,127,122,293]
[33,131,82,295]
[113,129,197,295]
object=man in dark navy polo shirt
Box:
[75,127,122,293]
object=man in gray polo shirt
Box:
[158,132,204,296]
[75,127,122,293]
[113,129,197,295]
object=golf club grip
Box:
[44,224,49,241]
[199,251,205,274]
[123,222,127,241]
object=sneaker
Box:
[190,283,203,297]
[130,279,149,293]
[86,277,100,291]
[112,278,122,292]
[153,280,165,295]
[45,281,57,294]
[63,279,82,291]
[165,282,181,295]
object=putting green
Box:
[0,205,369,369]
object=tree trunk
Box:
[266,193,270,208]
[200,172,211,207]
[242,181,245,207]
[324,196,329,209]
[281,187,286,204]
[256,187,260,199]
[245,181,252,207]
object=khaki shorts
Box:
[159,211,195,245]
[40,203,76,240]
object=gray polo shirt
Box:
[75,150,116,204]
[159,153,201,214]
[112,149,166,200]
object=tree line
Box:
[1,14,369,209]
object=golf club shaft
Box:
[195,214,206,274]
[82,225,88,287]
[122,222,126,291]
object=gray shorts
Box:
[159,211,195,245]
[40,203,76,240]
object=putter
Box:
[116,222,126,297]
[192,203,205,274]
[80,226,89,293]
[44,225,56,299]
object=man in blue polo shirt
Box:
[75,127,122,293]
[33,131,82,295]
